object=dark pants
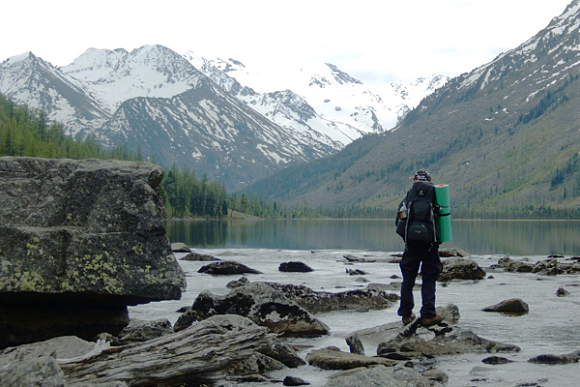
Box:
[397,241,442,319]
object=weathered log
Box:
[59,315,302,386]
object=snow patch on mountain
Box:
[62,45,204,113]
[184,52,448,146]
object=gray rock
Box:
[437,304,461,324]
[346,268,367,275]
[279,261,314,272]
[528,353,579,364]
[175,283,330,337]
[181,251,220,261]
[346,334,365,355]
[0,157,186,349]
[439,247,470,257]
[482,356,513,364]
[117,318,174,344]
[0,336,97,367]
[343,254,376,263]
[421,369,448,383]
[177,281,399,331]
[491,257,535,272]
[377,326,520,359]
[283,375,311,386]
[0,357,67,387]
[482,298,529,314]
[323,364,437,387]
[491,256,580,275]
[306,346,396,370]
[170,242,191,252]
[439,257,486,281]
[556,287,570,297]
[198,260,263,275]
[258,342,307,368]
[265,282,399,314]
[226,276,250,289]
[343,305,518,361]
[344,304,459,357]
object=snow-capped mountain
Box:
[1,44,446,190]
[95,79,336,188]
[62,46,205,113]
[184,52,448,147]
[0,52,110,134]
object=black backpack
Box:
[397,182,439,244]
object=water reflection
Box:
[165,219,580,256]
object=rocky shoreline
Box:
[1,157,579,386]
[3,248,579,386]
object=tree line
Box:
[0,93,311,219]
[161,164,229,219]
[0,94,137,160]
[0,93,229,219]
[3,93,578,220]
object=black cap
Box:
[414,169,431,181]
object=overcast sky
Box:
[1,0,574,83]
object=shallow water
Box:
[129,249,580,386]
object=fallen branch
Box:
[60,315,293,386]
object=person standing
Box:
[395,169,443,326]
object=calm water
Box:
[166,219,580,256]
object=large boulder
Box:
[0,157,186,349]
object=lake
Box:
[166,219,580,256]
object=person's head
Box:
[413,169,431,182]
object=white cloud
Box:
[1,0,573,84]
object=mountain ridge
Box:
[244,0,580,215]
[185,52,448,146]
[1,45,444,190]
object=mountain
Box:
[62,46,205,113]
[245,0,580,216]
[1,44,445,191]
[0,52,109,134]
[94,78,336,186]
[0,46,334,190]
[184,53,448,147]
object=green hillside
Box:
[244,14,580,219]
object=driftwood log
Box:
[59,314,301,386]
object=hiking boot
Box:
[420,314,443,326]
[402,313,416,325]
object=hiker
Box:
[395,169,443,326]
